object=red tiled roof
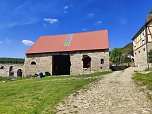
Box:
[25,30,109,54]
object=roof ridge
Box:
[40,29,108,37]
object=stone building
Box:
[132,15,152,68]
[0,64,23,77]
[24,30,109,76]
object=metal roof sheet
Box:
[25,30,109,54]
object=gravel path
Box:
[56,67,152,114]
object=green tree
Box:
[148,49,152,63]
[122,43,133,55]
[110,48,122,64]
[110,42,133,65]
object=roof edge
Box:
[26,48,109,55]
[39,29,108,38]
[132,18,152,41]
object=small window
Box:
[31,61,36,65]
[135,52,136,55]
[143,48,145,51]
[0,66,4,69]
[139,51,140,53]
[82,55,91,68]
[101,59,104,64]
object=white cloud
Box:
[44,18,59,24]
[14,1,29,11]
[64,5,70,10]
[0,42,2,44]
[21,18,37,25]
[64,11,68,14]
[22,40,34,46]
[88,13,94,17]
[0,18,37,29]
[6,39,10,42]
[94,21,102,25]
[63,4,72,10]
[63,4,72,14]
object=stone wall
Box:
[134,44,148,68]
[70,50,109,75]
[24,49,109,76]
[24,54,52,77]
[0,64,23,77]
[134,42,152,69]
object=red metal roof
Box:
[25,30,109,54]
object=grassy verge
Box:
[132,71,152,100]
[0,77,8,81]
[144,67,152,71]
[0,71,111,114]
[132,72,152,89]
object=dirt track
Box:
[56,67,152,114]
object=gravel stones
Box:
[56,67,152,114]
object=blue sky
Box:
[0,0,151,58]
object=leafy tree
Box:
[148,49,152,63]
[110,43,133,65]
[110,48,122,64]
[122,43,133,55]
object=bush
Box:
[148,49,152,63]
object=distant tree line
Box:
[110,43,133,65]
[0,58,25,64]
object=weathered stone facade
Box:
[133,44,148,68]
[0,64,23,77]
[24,49,109,76]
[132,17,152,69]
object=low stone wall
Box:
[0,64,24,77]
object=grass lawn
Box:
[132,71,152,100]
[0,71,111,114]
[132,72,152,89]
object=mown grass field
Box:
[0,71,111,114]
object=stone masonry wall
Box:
[134,44,148,68]
[24,54,52,77]
[24,50,109,76]
[134,42,152,69]
[148,42,152,68]
[70,50,109,75]
[0,64,23,77]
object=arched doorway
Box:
[9,66,14,76]
[17,69,23,77]
[30,61,36,65]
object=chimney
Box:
[146,14,152,22]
